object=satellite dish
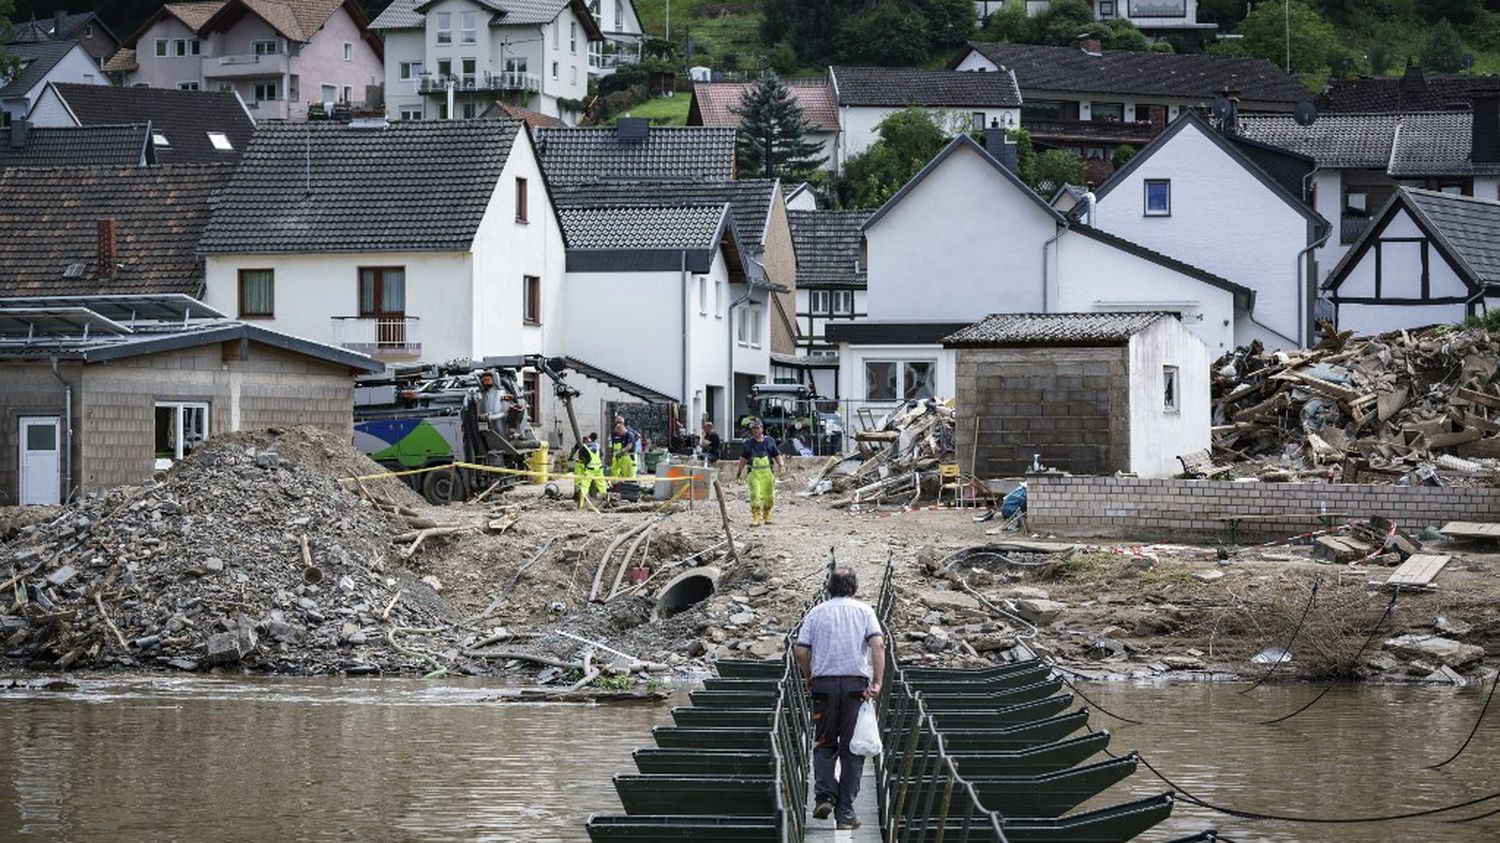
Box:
[1294,100,1318,126]
[1212,95,1233,122]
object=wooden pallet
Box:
[1441,521,1500,543]
[1386,554,1452,588]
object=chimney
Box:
[9,119,28,148]
[1078,36,1102,57]
[1147,105,1167,134]
[96,219,118,277]
[985,126,1018,172]
[53,10,66,38]
[1472,94,1500,164]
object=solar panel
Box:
[0,294,224,324]
[0,307,131,341]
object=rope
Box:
[1238,576,1320,694]
[1428,667,1498,770]
[1260,589,1399,725]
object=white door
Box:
[18,416,61,506]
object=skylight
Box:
[153,132,170,147]
[207,132,233,151]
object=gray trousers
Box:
[810,675,869,821]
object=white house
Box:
[372,0,601,123]
[0,41,104,123]
[829,66,1022,161]
[198,119,565,370]
[994,0,1218,37]
[1091,111,1329,349]
[102,0,383,121]
[1323,187,1500,333]
[828,132,1251,416]
[556,203,779,432]
[584,0,643,75]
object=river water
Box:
[0,674,1496,841]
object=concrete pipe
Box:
[655,566,721,619]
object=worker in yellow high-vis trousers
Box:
[735,419,786,526]
[610,419,639,479]
[572,433,606,507]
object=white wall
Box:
[1055,231,1238,355]
[1337,302,1470,334]
[382,29,425,118]
[839,104,1020,160]
[1127,316,1210,478]
[864,142,1057,321]
[835,343,956,413]
[1312,168,1345,286]
[9,45,103,120]
[1329,205,1475,335]
[120,17,199,88]
[1092,120,1312,349]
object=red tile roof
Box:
[690,79,839,132]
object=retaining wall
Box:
[1028,474,1500,542]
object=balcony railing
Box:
[205,52,289,78]
[1023,117,1160,144]
[416,71,540,94]
[589,37,643,71]
[331,316,422,358]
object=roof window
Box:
[152,132,170,147]
[207,132,233,151]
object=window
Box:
[252,81,279,102]
[736,307,762,348]
[152,131,170,147]
[515,177,529,222]
[251,40,279,55]
[1163,366,1179,412]
[238,268,274,317]
[437,58,452,78]
[399,61,424,80]
[903,362,935,400]
[461,11,477,43]
[1091,101,1125,122]
[359,267,407,347]
[714,279,723,317]
[321,84,337,102]
[864,360,934,401]
[551,61,559,79]
[343,41,353,61]
[207,131,233,151]
[616,0,624,26]
[865,361,896,401]
[809,290,828,313]
[461,57,476,83]
[1099,0,1116,16]
[343,85,353,103]
[154,402,209,468]
[972,111,986,131]
[436,12,452,43]
[832,290,854,315]
[400,107,423,120]
[155,39,168,57]
[571,65,578,85]
[1344,192,1368,215]
[523,371,541,422]
[1021,99,1077,122]
[170,38,199,56]
[461,101,478,118]
[552,21,559,49]
[570,21,578,53]
[437,102,448,119]
[698,276,708,315]
[177,81,199,91]
[523,275,542,324]
[1144,179,1171,216]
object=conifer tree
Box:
[733,73,827,180]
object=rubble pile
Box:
[807,399,957,504]
[1208,325,1500,484]
[0,427,467,674]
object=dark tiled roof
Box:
[788,209,870,289]
[0,164,234,297]
[558,204,727,250]
[1237,111,1500,176]
[47,83,253,164]
[832,67,1022,108]
[1320,70,1500,113]
[6,12,117,43]
[690,79,839,132]
[0,41,84,98]
[550,179,775,244]
[1405,188,1500,283]
[944,312,1173,347]
[954,42,1310,104]
[0,124,150,169]
[535,126,736,183]
[200,119,521,254]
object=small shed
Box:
[945,312,1210,479]
[0,295,381,506]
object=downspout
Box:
[48,356,73,503]
[1298,224,1332,346]
[681,250,690,410]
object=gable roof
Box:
[832,66,1021,108]
[371,0,603,38]
[864,133,1063,232]
[45,83,254,164]
[0,41,89,99]
[550,179,776,245]
[689,79,839,132]
[788,209,870,290]
[950,42,1310,105]
[944,312,1174,347]
[122,2,231,47]
[534,125,736,184]
[1094,111,1327,231]
[1327,187,1500,296]
[0,124,153,169]
[1069,224,1255,310]
[1321,69,1500,113]
[484,99,566,128]
[558,203,746,274]
[0,164,234,297]
[6,11,120,45]
[1237,111,1500,177]
[201,119,523,255]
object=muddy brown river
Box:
[0,675,1496,841]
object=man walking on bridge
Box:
[794,566,886,830]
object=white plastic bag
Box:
[849,701,882,757]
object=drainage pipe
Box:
[655,566,721,618]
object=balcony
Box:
[204,52,288,79]
[331,316,422,359]
[417,71,540,95]
[1023,118,1160,145]
[589,37,643,74]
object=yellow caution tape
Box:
[339,460,697,487]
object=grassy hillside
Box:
[634,0,768,70]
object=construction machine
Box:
[738,382,843,455]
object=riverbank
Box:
[3,426,1496,685]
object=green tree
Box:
[1367,41,1396,75]
[1420,18,1468,71]
[733,73,827,180]
[1233,0,1341,75]
[1032,150,1086,194]
[1032,0,1097,46]
[836,108,949,208]
[761,0,862,65]
[917,0,976,52]
[836,1,931,65]
[1101,19,1150,51]
[1111,144,1137,170]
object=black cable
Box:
[1260,589,1398,725]
[1238,576,1320,694]
[1052,668,1147,725]
[1428,667,1499,769]
[1445,803,1500,824]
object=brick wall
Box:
[1029,474,1500,542]
[955,347,1130,477]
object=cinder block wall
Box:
[0,362,79,505]
[1029,474,1500,542]
[955,347,1130,477]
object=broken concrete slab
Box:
[1013,598,1066,625]
[1384,634,1484,670]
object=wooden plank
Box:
[1387,554,1452,587]
[1442,521,1500,540]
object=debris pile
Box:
[806,399,957,505]
[0,427,470,674]
[1207,326,1500,484]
